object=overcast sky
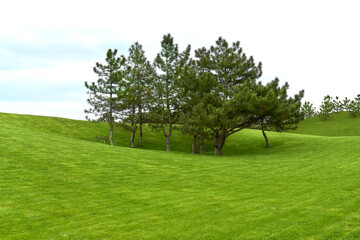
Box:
[1,0,359,120]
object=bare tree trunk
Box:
[162,109,172,151]
[139,123,143,147]
[166,134,171,151]
[162,123,172,152]
[109,124,114,146]
[192,135,197,154]
[261,123,270,148]
[139,105,143,147]
[200,135,204,154]
[214,132,226,155]
[139,121,143,147]
[167,122,173,151]
[130,130,135,148]
[130,103,136,148]
[109,81,114,146]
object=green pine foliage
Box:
[85,49,126,146]
[255,79,304,147]
[121,42,154,148]
[301,101,317,119]
[177,48,216,154]
[342,97,351,111]
[85,34,305,155]
[150,34,191,151]
[348,94,360,117]
[332,96,343,112]
[189,38,264,155]
[179,38,303,155]
[319,95,334,121]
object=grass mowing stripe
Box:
[289,111,360,136]
[1,112,360,239]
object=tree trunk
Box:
[139,105,143,147]
[109,81,114,146]
[200,135,204,154]
[165,63,172,152]
[166,134,171,151]
[168,122,173,151]
[192,135,197,154]
[109,124,114,146]
[261,123,270,148]
[214,133,226,155]
[130,103,136,148]
[130,131,135,148]
[139,123,143,147]
[162,123,172,152]
[165,119,173,152]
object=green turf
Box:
[1,112,360,239]
[289,111,360,136]
[0,112,210,153]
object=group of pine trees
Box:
[85,34,304,155]
[302,95,360,120]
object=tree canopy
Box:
[85,49,126,146]
[85,35,304,155]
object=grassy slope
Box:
[289,111,360,136]
[0,112,211,153]
[1,112,360,239]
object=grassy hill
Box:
[0,112,213,153]
[1,112,360,239]
[289,111,360,136]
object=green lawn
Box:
[289,111,360,136]
[0,112,208,153]
[1,112,360,239]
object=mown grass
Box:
[289,111,360,136]
[0,112,211,153]
[1,112,360,239]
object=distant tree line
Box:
[85,34,304,155]
[301,94,360,121]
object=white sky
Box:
[1,0,359,120]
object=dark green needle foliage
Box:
[254,79,304,147]
[177,37,304,155]
[178,50,215,154]
[121,42,154,148]
[177,38,304,154]
[342,97,351,111]
[348,94,360,117]
[332,96,343,112]
[85,49,126,145]
[85,34,305,155]
[301,101,317,119]
[319,95,334,121]
[188,37,264,155]
[150,33,191,151]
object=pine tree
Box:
[122,42,154,148]
[301,101,317,119]
[178,61,202,154]
[85,49,126,146]
[178,53,214,154]
[255,79,304,147]
[332,96,343,112]
[342,97,351,111]
[185,37,305,154]
[150,34,191,151]
[187,37,264,155]
[319,95,334,121]
[349,94,360,117]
